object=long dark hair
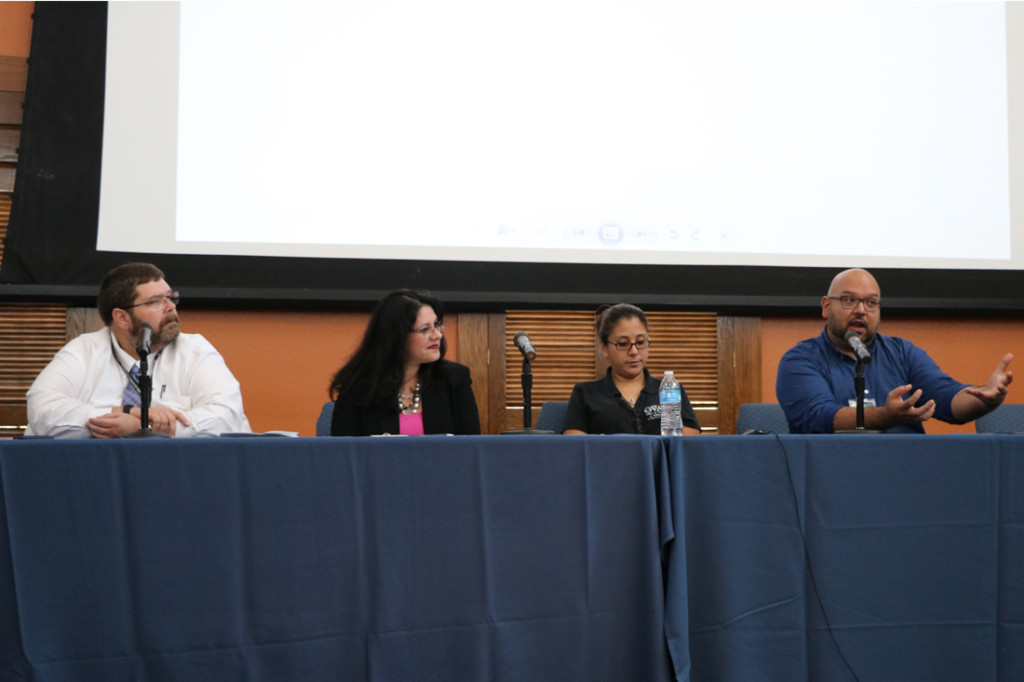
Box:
[329,289,448,408]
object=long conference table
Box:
[0,434,1021,681]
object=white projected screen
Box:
[98,1,1017,269]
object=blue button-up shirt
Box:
[776,328,968,434]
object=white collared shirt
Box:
[26,328,251,438]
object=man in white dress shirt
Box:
[26,263,251,438]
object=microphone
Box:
[844,330,871,364]
[136,322,153,357]
[513,332,537,360]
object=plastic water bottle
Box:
[659,370,683,436]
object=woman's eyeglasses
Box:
[410,319,446,336]
[610,337,650,351]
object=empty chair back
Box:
[537,401,570,433]
[316,401,335,436]
[736,403,789,434]
[975,404,1024,433]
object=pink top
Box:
[399,412,425,436]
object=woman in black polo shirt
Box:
[562,303,700,435]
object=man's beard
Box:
[132,313,181,348]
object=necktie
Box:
[122,364,142,408]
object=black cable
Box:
[773,433,861,682]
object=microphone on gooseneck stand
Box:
[513,332,537,360]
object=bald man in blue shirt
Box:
[776,268,1013,434]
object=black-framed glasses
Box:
[122,293,180,310]
[611,337,651,351]
[410,319,445,336]
[827,295,880,312]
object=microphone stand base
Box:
[121,428,171,439]
[835,428,885,434]
[502,429,555,435]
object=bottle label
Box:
[660,389,681,402]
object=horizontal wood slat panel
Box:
[636,312,718,405]
[0,305,68,410]
[505,311,596,406]
[505,310,719,431]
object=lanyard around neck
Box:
[110,334,163,390]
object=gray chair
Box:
[536,401,569,433]
[736,403,789,434]
[316,401,334,436]
[975,404,1024,433]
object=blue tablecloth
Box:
[2,434,1023,681]
[0,436,672,682]
[664,434,1024,682]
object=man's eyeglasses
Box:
[122,293,180,310]
[610,337,651,351]
[828,295,881,312]
[410,319,445,336]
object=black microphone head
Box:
[513,332,537,360]
[843,330,871,363]
[136,322,154,356]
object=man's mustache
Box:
[159,313,180,328]
[132,314,180,337]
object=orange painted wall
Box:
[184,309,461,436]
[0,2,33,56]
[188,305,1023,437]
[762,314,1023,434]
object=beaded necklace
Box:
[398,381,422,414]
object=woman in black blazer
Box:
[329,290,481,436]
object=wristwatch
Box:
[122,405,132,414]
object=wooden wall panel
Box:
[486,312,508,433]
[717,315,762,435]
[457,312,491,435]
